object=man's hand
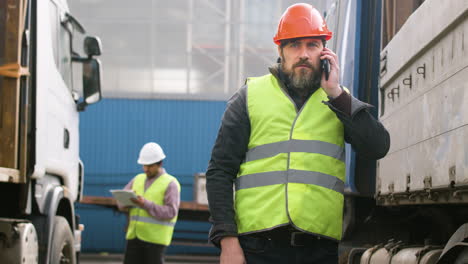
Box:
[130,195,145,208]
[220,237,246,264]
[118,206,130,213]
[320,47,342,98]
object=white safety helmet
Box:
[137,142,166,165]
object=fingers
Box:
[321,47,337,59]
[319,47,341,96]
[130,197,144,207]
[130,198,138,206]
[320,48,339,69]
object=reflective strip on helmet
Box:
[245,139,344,163]
[130,215,175,227]
[235,169,344,194]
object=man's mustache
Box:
[293,59,313,69]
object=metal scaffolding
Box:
[70,0,329,100]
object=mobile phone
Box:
[321,59,330,81]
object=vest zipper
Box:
[277,77,317,226]
[133,180,148,236]
[277,80,299,113]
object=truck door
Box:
[34,0,80,199]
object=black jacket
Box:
[206,65,390,246]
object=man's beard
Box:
[146,171,158,178]
[282,58,321,91]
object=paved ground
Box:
[80,253,123,264]
[80,253,219,264]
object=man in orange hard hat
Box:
[206,3,390,264]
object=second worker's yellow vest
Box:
[126,173,180,246]
[235,74,346,240]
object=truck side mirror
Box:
[78,58,102,111]
[84,36,102,57]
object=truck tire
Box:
[50,216,76,264]
[455,247,468,264]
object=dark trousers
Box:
[124,238,166,264]
[239,229,338,264]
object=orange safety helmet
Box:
[273,3,332,45]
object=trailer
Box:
[324,0,468,263]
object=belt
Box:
[247,227,323,247]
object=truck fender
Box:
[42,185,75,264]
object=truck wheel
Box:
[50,216,76,264]
[455,247,468,264]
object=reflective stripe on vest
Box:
[244,139,345,163]
[126,173,180,246]
[235,73,345,241]
[235,169,344,193]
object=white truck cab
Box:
[0,0,102,263]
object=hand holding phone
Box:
[321,59,330,81]
[320,47,342,98]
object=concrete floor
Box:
[79,253,219,264]
[80,253,123,264]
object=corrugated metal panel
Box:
[78,98,225,253]
[76,204,128,252]
[377,0,468,202]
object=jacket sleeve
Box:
[326,91,390,160]
[206,85,250,247]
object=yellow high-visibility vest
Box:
[126,173,180,246]
[235,74,346,240]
